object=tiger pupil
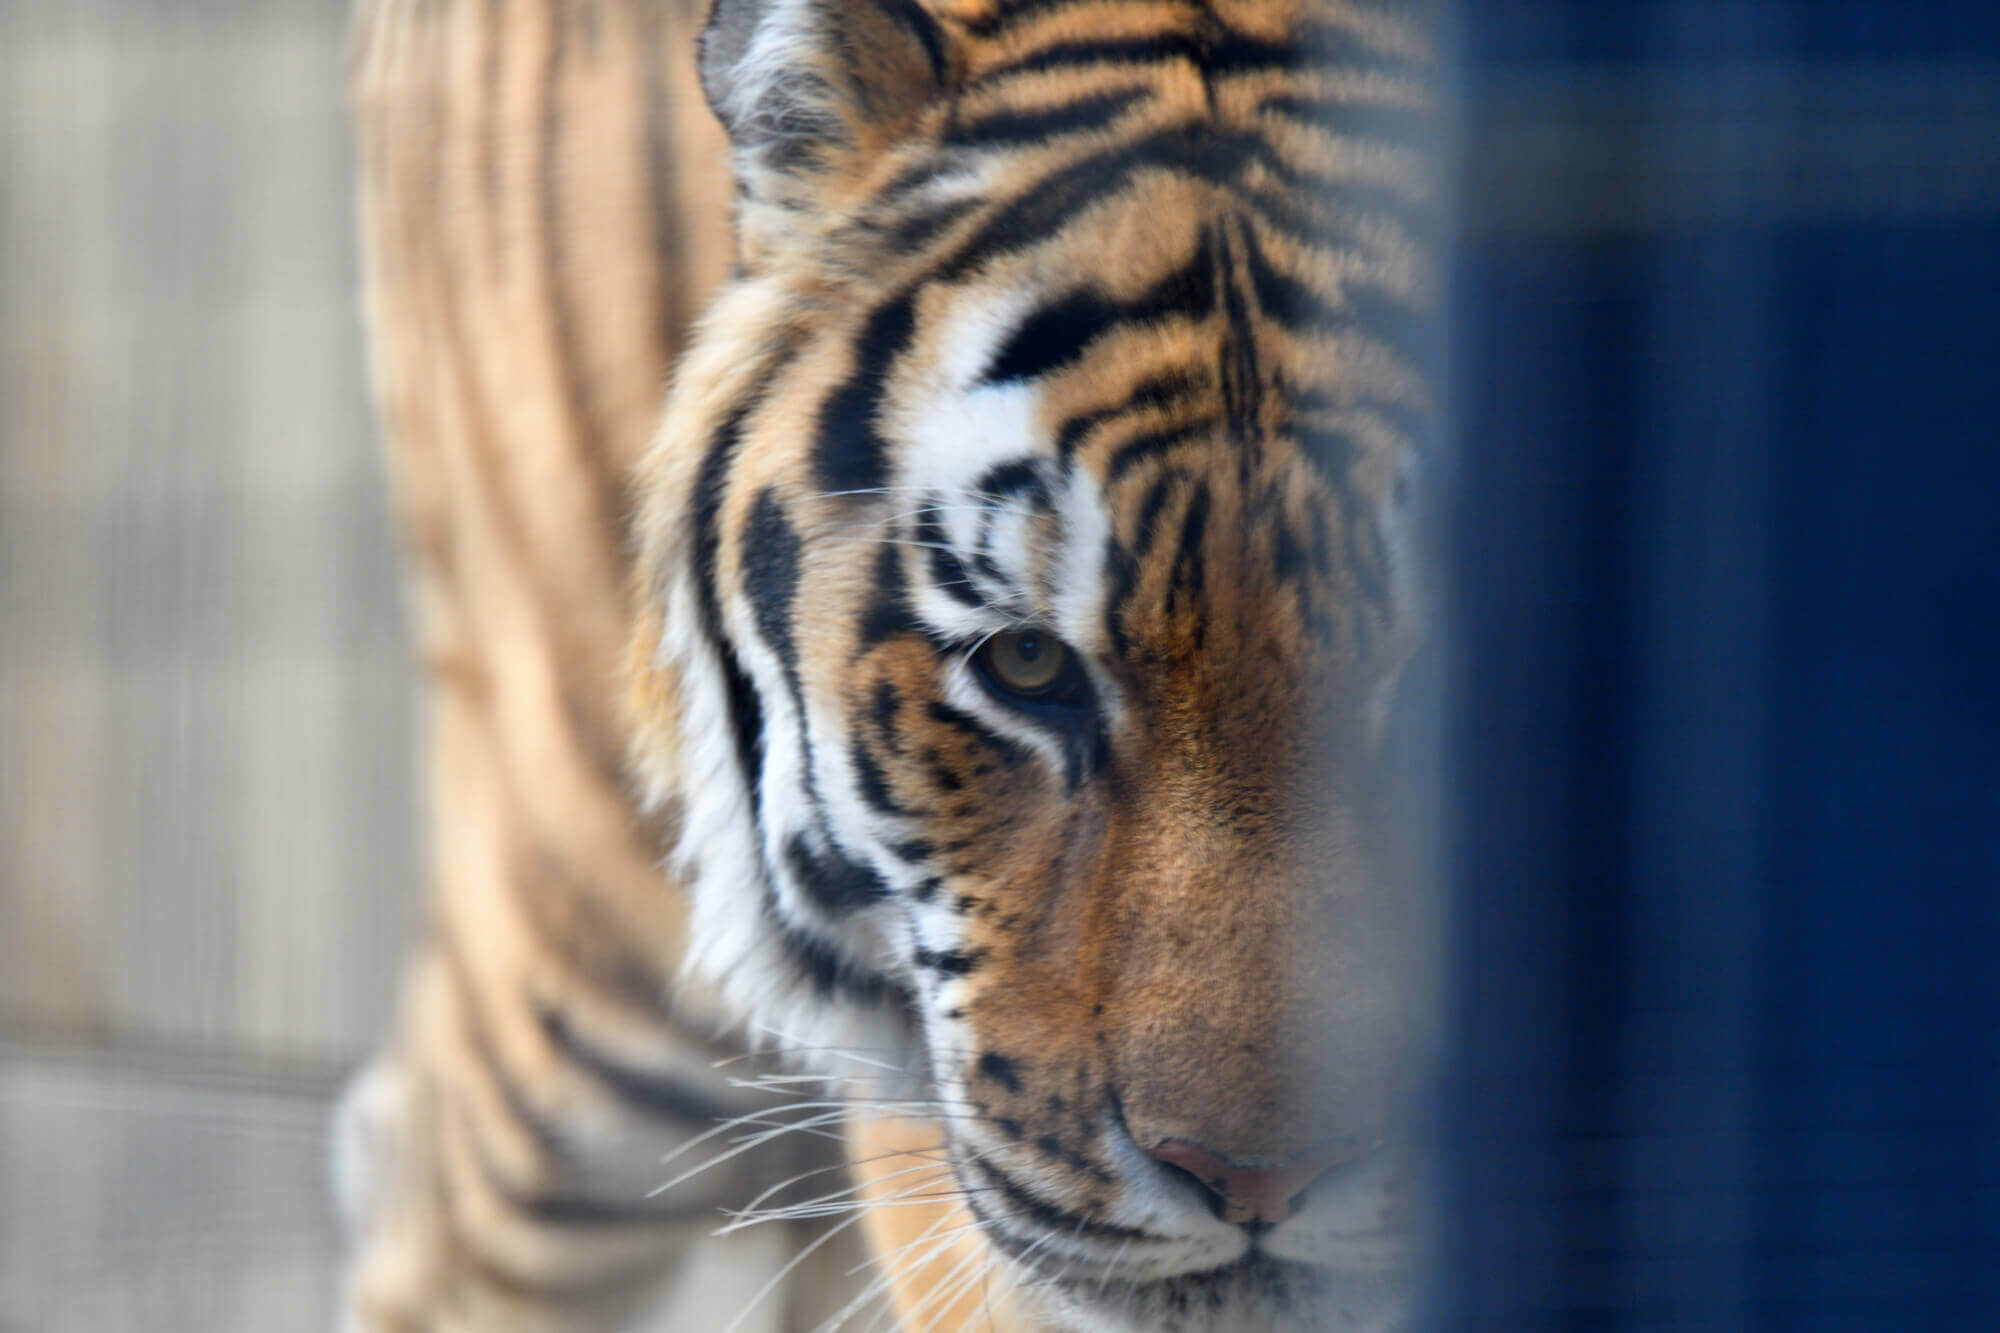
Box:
[990,630,1065,694]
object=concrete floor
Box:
[0,1040,346,1332]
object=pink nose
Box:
[1148,1139,1353,1226]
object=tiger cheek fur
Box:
[627,0,1438,1328]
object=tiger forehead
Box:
[892,197,1410,552]
[823,1,1436,493]
[937,0,1436,72]
[768,0,1431,661]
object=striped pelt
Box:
[340,1,1439,1330]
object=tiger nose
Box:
[1148,1138,1356,1226]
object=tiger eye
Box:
[983,630,1067,695]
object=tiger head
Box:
[630,0,1437,1327]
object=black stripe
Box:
[961,1152,1155,1242]
[1309,500,1335,579]
[742,486,804,680]
[1339,485,1392,611]
[1241,126,1430,214]
[937,127,1258,282]
[1288,422,1392,616]
[867,0,949,87]
[957,0,1075,39]
[1163,486,1212,650]
[1237,211,1341,333]
[692,398,768,803]
[1218,215,1264,436]
[915,511,988,608]
[1239,173,1427,261]
[927,751,964,791]
[886,195,981,251]
[870,679,905,752]
[973,460,1052,506]
[1064,720,1110,794]
[441,936,567,1163]
[765,887,908,1005]
[535,1005,739,1126]
[926,700,1030,769]
[970,23,1418,92]
[492,1185,711,1228]
[1256,90,1434,151]
[1286,383,1431,446]
[971,33,1209,88]
[982,227,1220,385]
[1054,367,1209,461]
[977,1051,1021,1091]
[1103,417,1219,487]
[932,123,1416,290]
[858,542,922,647]
[1102,532,1141,659]
[851,738,911,816]
[826,121,1415,493]
[515,843,679,1019]
[1272,508,1309,583]
[1239,217,1431,378]
[873,159,953,205]
[638,0,693,363]
[969,511,1011,595]
[1132,471,1183,559]
[814,291,917,495]
[451,1099,713,1231]
[1169,485,1211,605]
[914,946,986,977]
[783,830,890,911]
[742,489,837,881]
[944,87,1150,149]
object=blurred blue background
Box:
[1440,3,2000,1328]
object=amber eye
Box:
[977,629,1070,697]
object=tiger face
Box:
[630,1,1437,1327]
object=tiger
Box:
[338,0,1440,1329]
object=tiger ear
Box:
[700,0,952,230]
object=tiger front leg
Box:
[332,944,863,1333]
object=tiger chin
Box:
[624,0,1440,1330]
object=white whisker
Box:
[721,1152,941,1233]
[718,1163,953,1233]
[651,1106,862,1197]
[821,1216,978,1333]
[746,1026,910,1074]
[906,1236,1006,1333]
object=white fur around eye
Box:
[1052,468,1114,658]
[938,653,1072,778]
[891,285,1045,499]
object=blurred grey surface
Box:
[1,0,417,1327]
[0,1042,344,1333]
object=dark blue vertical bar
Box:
[1434,3,2000,1328]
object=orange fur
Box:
[345,0,1437,1329]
